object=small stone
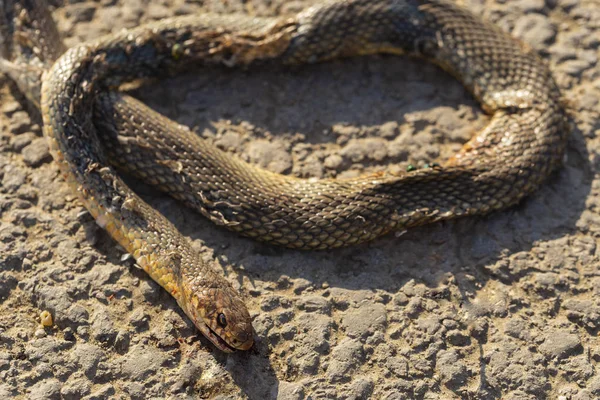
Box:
[341,303,387,338]
[327,338,365,382]
[341,138,388,162]
[84,383,115,400]
[386,357,409,377]
[10,132,36,152]
[446,330,470,346]
[64,3,96,22]
[114,329,130,352]
[561,59,592,76]
[33,328,46,338]
[513,14,556,50]
[379,121,399,138]
[60,378,91,400]
[139,279,160,302]
[296,296,331,314]
[539,331,582,359]
[28,379,61,400]
[35,286,72,324]
[504,319,531,341]
[323,154,343,169]
[2,166,27,193]
[22,139,51,167]
[292,279,313,295]
[215,131,243,152]
[437,349,468,388]
[66,304,90,327]
[120,344,170,381]
[276,381,305,400]
[246,140,292,174]
[345,378,375,400]
[129,308,150,330]
[0,272,17,300]
[1,100,20,115]
[91,307,117,344]
[72,343,105,379]
[63,327,75,341]
[123,382,145,399]
[513,0,546,12]
[393,292,409,306]
[8,111,32,134]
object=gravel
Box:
[0,0,599,398]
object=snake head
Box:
[182,277,254,352]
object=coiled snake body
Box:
[1,0,567,351]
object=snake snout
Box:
[185,284,254,351]
[216,293,254,350]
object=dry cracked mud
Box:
[0,0,599,399]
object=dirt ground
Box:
[0,0,599,399]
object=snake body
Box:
[1,0,567,351]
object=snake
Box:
[0,0,568,352]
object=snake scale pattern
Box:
[0,0,567,351]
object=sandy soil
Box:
[0,0,599,399]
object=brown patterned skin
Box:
[2,0,567,351]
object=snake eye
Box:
[217,313,227,327]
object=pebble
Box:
[341,303,387,338]
[114,329,131,352]
[138,279,160,302]
[64,4,97,23]
[1,166,27,193]
[504,318,531,341]
[340,138,388,163]
[60,378,91,400]
[27,379,61,400]
[437,349,467,388]
[8,111,32,134]
[323,154,343,169]
[0,273,17,300]
[276,382,305,400]
[90,307,117,344]
[539,331,582,359]
[246,140,292,174]
[296,296,331,314]
[22,139,51,167]
[563,299,600,329]
[446,330,471,347]
[344,378,375,400]
[65,304,90,327]
[84,383,115,400]
[385,356,410,378]
[71,343,105,379]
[62,327,75,342]
[513,14,556,50]
[33,329,46,338]
[1,101,20,115]
[10,132,36,152]
[513,0,546,12]
[129,308,150,330]
[561,59,593,76]
[327,338,365,382]
[120,344,170,381]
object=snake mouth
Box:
[202,324,236,353]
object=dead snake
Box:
[1,0,568,351]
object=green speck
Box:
[172,44,183,60]
[406,164,417,172]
